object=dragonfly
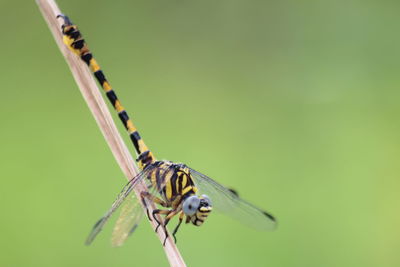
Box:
[57,14,277,246]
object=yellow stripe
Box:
[138,139,149,154]
[114,100,124,113]
[126,120,137,133]
[103,81,112,92]
[181,175,187,188]
[63,35,80,55]
[138,161,145,170]
[182,175,187,188]
[182,186,192,195]
[63,35,73,47]
[150,170,156,188]
[199,207,211,212]
[89,58,100,72]
[166,180,172,200]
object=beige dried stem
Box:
[36,0,186,266]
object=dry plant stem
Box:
[36,0,186,266]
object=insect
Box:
[57,14,276,246]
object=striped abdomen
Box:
[59,15,154,169]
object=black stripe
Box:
[131,131,141,141]
[187,176,195,186]
[170,172,178,199]
[72,39,84,49]
[64,27,75,35]
[182,190,195,200]
[137,150,149,162]
[70,30,81,40]
[118,111,129,130]
[106,90,118,106]
[130,132,140,152]
[137,150,153,166]
[94,70,106,85]
[177,173,183,194]
[81,53,92,66]
[155,168,163,191]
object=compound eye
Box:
[201,194,212,206]
[183,196,200,216]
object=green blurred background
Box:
[1,0,399,266]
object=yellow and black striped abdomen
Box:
[58,15,154,169]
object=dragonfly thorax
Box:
[149,161,213,226]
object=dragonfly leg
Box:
[162,210,180,246]
[152,209,170,233]
[141,191,168,221]
[151,209,180,245]
[140,194,151,221]
[172,212,185,244]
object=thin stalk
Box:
[36,0,186,266]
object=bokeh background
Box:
[1,0,400,266]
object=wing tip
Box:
[262,210,278,230]
[262,211,275,221]
[228,188,239,197]
[85,236,94,246]
[84,217,106,246]
[129,224,139,235]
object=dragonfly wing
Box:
[85,166,154,245]
[189,168,277,231]
[111,162,179,246]
[111,193,144,247]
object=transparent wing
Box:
[189,168,277,231]
[111,194,144,247]
[110,163,178,246]
[85,165,155,245]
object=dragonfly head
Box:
[182,194,212,226]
